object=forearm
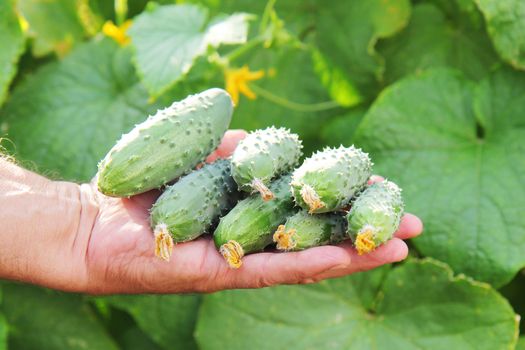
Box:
[0,158,95,291]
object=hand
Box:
[80,131,423,294]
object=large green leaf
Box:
[354,68,525,287]
[229,45,339,154]
[379,3,498,82]
[17,0,86,57]
[196,259,518,349]
[314,0,411,105]
[517,337,525,350]
[320,107,366,148]
[0,314,6,350]
[0,0,25,107]
[499,271,525,334]
[104,294,201,350]
[0,287,5,350]
[128,4,250,96]
[1,284,118,349]
[0,38,157,182]
[475,0,525,70]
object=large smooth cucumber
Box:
[97,88,233,197]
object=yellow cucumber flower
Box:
[225,66,265,105]
[102,20,132,46]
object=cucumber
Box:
[347,180,404,255]
[97,88,234,197]
[231,127,302,201]
[213,175,295,268]
[291,145,372,213]
[273,210,346,251]
[150,159,240,261]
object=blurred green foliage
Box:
[0,0,523,349]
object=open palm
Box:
[83,131,422,294]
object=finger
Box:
[394,213,423,239]
[309,238,409,281]
[206,129,247,163]
[368,175,384,185]
[216,244,353,290]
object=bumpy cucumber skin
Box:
[291,145,372,213]
[274,210,347,251]
[231,127,302,195]
[213,175,295,255]
[97,88,233,197]
[150,159,239,243]
[347,180,404,253]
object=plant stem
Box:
[259,0,277,35]
[226,36,266,63]
[250,84,340,112]
[115,0,128,25]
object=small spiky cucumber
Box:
[150,159,240,261]
[231,127,302,201]
[347,180,404,255]
[213,175,295,268]
[97,88,234,197]
[273,210,346,251]
[291,146,372,213]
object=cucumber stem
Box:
[154,223,174,262]
[273,225,297,251]
[300,184,325,213]
[355,225,376,255]
[251,178,274,201]
[220,240,244,268]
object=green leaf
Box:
[128,4,250,96]
[104,294,202,350]
[229,45,338,154]
[354,68,525,287]
[314,0,411,105]
[499,271,525,334]
[475,0,525,70]
[517,337,525,350]
[117,325,163,350]
[196,259,518,349]
[0,314,6,350]
[1,284,118,349]
[0,38,157,182]
[320,107,366,148]
[379,3,498,82]
[17,0,86,57]
[0,0,25,107]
